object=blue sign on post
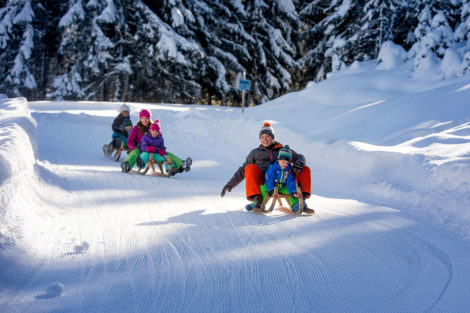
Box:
[238,79,251,91]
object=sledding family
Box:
[104,104,314,215]
[103,104,192,176]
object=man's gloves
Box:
[293,159,305,173]
[267,190,274,197]
[220,185,232,197]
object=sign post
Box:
[236,72,251,113]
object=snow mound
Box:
[36,282,65,299]
[0,98,37,249]
[73,241,90,254]
[377,41,407,70]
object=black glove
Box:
[267,190,274,197]
[123,132,129,138]
[220,185,232,197]
[293,159,304,173]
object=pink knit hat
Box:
[150,120,161,133]
[139,109,151,119]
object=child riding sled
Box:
[260,145,303,214]
[122,113,192,176]
[103,103,132,158]
[220,122,314,214]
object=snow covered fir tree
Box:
[1,0,470,105]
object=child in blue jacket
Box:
[262,145,301,212]
[119,118,133,150]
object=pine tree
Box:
[298,0,364,82]
[244,0,301,104]
[456,0,470,74]
[409,1,459,72]
[48,0,135,101]
[0,0,38,97]
[127,0,203,103]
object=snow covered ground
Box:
[1,62,470,312]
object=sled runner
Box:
[131,153,173,177]
[103,143,128,162]
[111,147,123,162]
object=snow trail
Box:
[2,67,470,312]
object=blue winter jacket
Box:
[265,162,297,194]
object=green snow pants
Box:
[124,148,142,169]
[260,184,299,208]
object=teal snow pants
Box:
[139,151,182,171]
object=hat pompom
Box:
[264,122,271,127]
[150,122,161,133]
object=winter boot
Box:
[120,161,130,173]
[169,167,179,176]
[245,195,263,212]
[302,204,315,215]
[103,144,111,157]
[252,195,265,212]
[136,156,145,169]
[184,157,192,172]
[291,202,302,214]
[301,192,315,215]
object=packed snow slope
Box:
[1,62,470,312]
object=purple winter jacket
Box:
[140,133,166,154]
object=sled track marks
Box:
[2,142,462,312]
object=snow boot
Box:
[303,206,315,215]
[252,195,265,212]
[169,168,179,176]
[120,161,130,173]
[103,144,112,157]
[301,192,315,215]
[184,157,192,172]
[136,156,145,169]
[291,202,303,214]
[245,195,263,212]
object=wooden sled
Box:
[109,142,130,162]
[132,153,173,178]
[260,185,304,215]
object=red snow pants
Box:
[245,164,311,200]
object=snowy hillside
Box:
[1,63,470,312]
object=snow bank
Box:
[0,97,37,249]
[377,41,407,70]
